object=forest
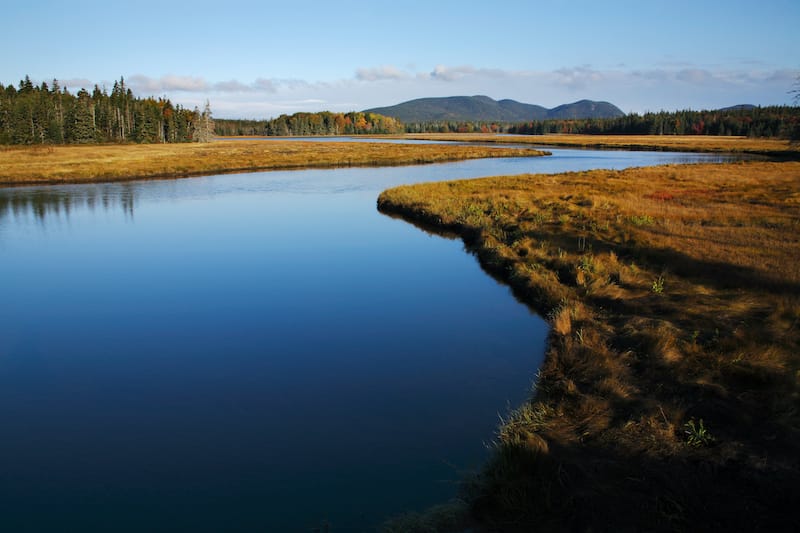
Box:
[0,76,212,144]
[504,106,799,138]
[4,74,797,144]
[215,111,404,137]
[217,106,799,139]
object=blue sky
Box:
[2,0,798,118]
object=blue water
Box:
[0,147,733,531]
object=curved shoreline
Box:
[392,133,800,159]
[378,161,800,531]
[0,141,548,187]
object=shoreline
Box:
[0,140,548,187]
[392,133,800,158]
[378,161,800,530]
[3,134,796,187]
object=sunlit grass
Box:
[378,161,800,529]
[391,133,800,157]
[0,140,548,185]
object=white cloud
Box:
[764,69,797,83]
[61,78,94,90]
[553,66,604,90]
[128,74,208,93]
[676,69,713,84]
[65,64,796,118]
[253,78,277,92]
[628,67,796,89]
[355,65,409,81]
[213,80,254,92]
[429,64,475,82]
[162,75,207,91]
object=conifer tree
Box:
[67,89,97,143]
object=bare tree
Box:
[791,76,800,142]
[194,100,214,143]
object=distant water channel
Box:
[0,146,737,531]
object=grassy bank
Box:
[396,133,800,158]
[0,140,548,186]
[378,161,800,531]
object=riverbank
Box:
[395,133,800,158]
[378,161,800,531]
[0,141,548,186]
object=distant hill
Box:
[364,96,624,123]
[717,104,757,112]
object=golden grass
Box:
[0,140,548,186]
[393,132,800,156]
[378,161,800,530]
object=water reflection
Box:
[0,183,137,226]
[0,147,751,228]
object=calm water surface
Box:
[0,148,733,531]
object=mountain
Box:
[717,104,756,112]
[547,100,624,119]
[364,96,624,123]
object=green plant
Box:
[652,275,665,294]
[684,418,715,447]
[579,255,595,273]
[629,214,655,226]
[532,212,548,226]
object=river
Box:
[0,146,737,531]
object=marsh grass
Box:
[378,161,800,530]
[393,133,800,157]
[0,141,548,186]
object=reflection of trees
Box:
[0,183,137,226]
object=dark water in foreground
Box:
[0,148,735,531]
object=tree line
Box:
[217,106,797,139]
[0,76,213,144]
[507,106,800,138]
[215,111,404,137]
[403,121,508,134]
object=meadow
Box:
[0,141,548,185]
[378,160,800,531]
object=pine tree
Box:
[66,89,97,143]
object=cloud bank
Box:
[56,64,799,118]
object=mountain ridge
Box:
[364,95,625,122]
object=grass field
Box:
[0,140,548,186]
[396,133,800,157]
[378,161,800,531]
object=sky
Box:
[2,0,798,119]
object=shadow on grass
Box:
[378,199,800,532]
[465,435,800,532]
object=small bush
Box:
[651,275,665,294]
[684,418,715,447]
[629,214,655,226]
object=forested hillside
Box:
[0,76,212,144]
[365,96,624,123]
